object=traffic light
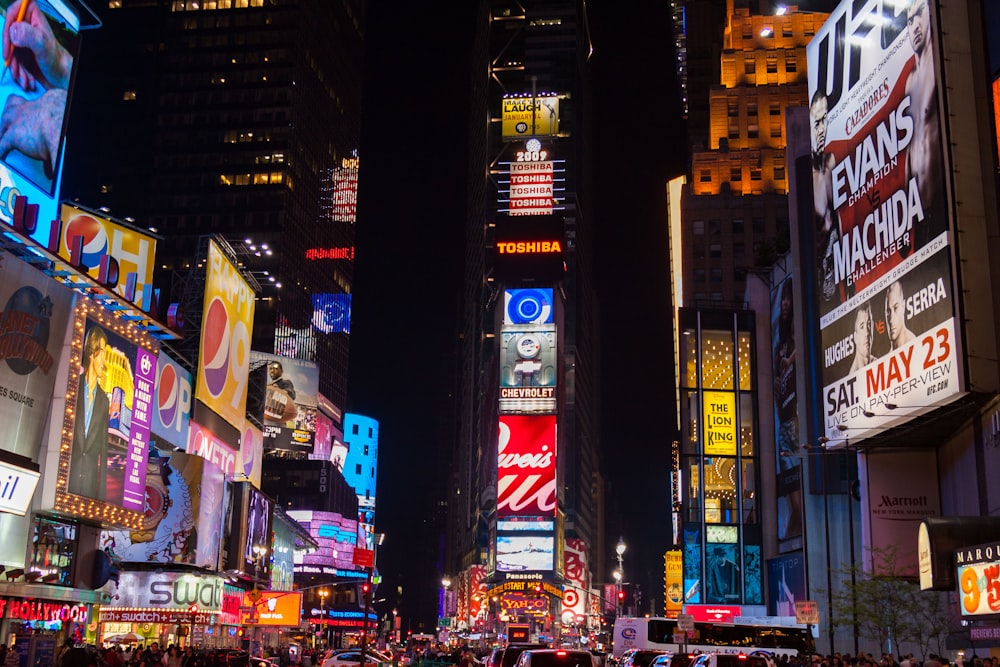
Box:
[362,582,371,598]
[617,590,625,601]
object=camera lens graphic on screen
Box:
[505,288,553,325]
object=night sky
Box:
[347,1,685,631]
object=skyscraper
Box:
[61,0,364,406]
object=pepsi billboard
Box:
[151,350,191,449]
[196,240,255,431]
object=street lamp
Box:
[441,577,451,624]
[612,570,623,617]
[317,588,330,649]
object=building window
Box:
[734,243,745,258]
[709,219,722,234]
[748,127,759,139]
[693,220,705,235]
[710,268,723,283]
[750,168,762,180]
[744,58,755,74]
[728,100,738,117]
[786,57,797,73]
[733,219,745,235]
[747,103,757,118]
[752,217,765,234]
[710,244,722,258]
[775,165,786,180]
[695,269,706,283]
[766,59,777,74]
[730,167,741,181]
[771,124,782,138]
[700,170,712,182]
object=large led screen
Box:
[501,95,560,139]
[99,449,226,569]
[61,305,157,520]
[808,0,962,440]
[196,239,254,431]
[493,214,566,284]
[499,327,556,413]
[312,293,351,334]
[0,0,83,246]
[496,535,554,573]
[497,415,556,517]
[287,509,360,576]
[251,351,318,452]
[504,289,554,326]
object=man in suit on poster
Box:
[69,325,109,500]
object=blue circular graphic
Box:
[506,289,552,325]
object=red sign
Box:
[353,548,374,568]
[1,599,89,623]
[684,604,742,623]
[497,415,557,517]
[100,609,213,625]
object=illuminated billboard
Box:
[497,415,556,517]
[288,509,361,576]
[188,419,237,477]
[151,350,191,450]
[702,391,736,455]
[562,538,589,623]
[56,205,158,312]
[239,420,263,487]
[499,327,557,413]
[808,0,962,440]
[56,302,159,527]
[0,249,73,462]
[493,214,566,284]
[329,153,358,224]
[312,293,351,334]
[504,289,554,326]
[0,0,85,247]
[957,538,1000,617]
[196,239,255,431]
[501,95,560,139]
[99,449,226,569]
[242,590,302,626]
[498,140,567,216]
[251,351,319,452]
[496,535,554,573]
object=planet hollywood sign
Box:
[0,598,89,624]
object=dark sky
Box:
[347,1,685,631]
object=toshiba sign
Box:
[493,214,566,283]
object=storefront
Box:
[99,571,243,648]
[0,590,99,667]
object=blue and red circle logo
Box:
[157,361,179,428]
[201,296,231,398]
[63,214,109,269]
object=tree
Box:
[828,544,949,659]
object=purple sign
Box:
[123,348,156,510]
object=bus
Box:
[612,617,815,660]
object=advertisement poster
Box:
[196,239,254,430]
[497,415,557,517]
[664,549,683,617]
[767,551,808,617]
[496,535,554,573]
[0,250,73,461]
[251,351,319,453]
[808,0,962,440]
[504,288,554,326]
[151,350,191,450]
[288,510,360,575]
[66,313,156,513]
[499,327,557,413]
[702,391,736,455]
[56,206,157,310]
[239,420,263,487]
[100,450,226,569]
[563,538,589,623]
[501,95,560,139]
[0,0,83,246]
[772,276,803,545]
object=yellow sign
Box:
[703,391,737,455]
[502,96,560,139]
[795,600,819,624]
[195,240,255,429]
[664,550,683,617]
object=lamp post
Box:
[440,577,451,628]
[317,588,329,649]
[250,544,268,654]
[614,537,626,617]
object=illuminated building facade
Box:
[446,0,605,638]
[61,0,363,407]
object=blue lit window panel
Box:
[311,293,351,333]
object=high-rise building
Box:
[445,0,605,634]
[61,0,364,407]
[670,2,829,308]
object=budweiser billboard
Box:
[497,415,556,517]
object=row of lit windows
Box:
[220,171,286,186]
[170,0,265,10]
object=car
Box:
[487,648,506,667]
[500,644,550,667]
[649,655,675,667]
[321,649,394,667]
[688,654,773,667]
[513,649,596,667]
[621,651,671,667]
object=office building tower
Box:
[61,0,364,407]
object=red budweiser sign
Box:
[497,415,557,517]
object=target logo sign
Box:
[196,241,254,429]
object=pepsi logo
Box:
[63,214,109,269]
[241,426,257,477]
[156,358,191,434]
[201,296,231,398]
